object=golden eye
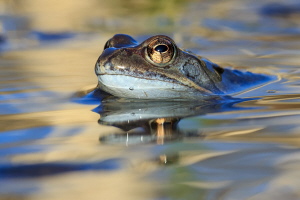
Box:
[146,38,175,65]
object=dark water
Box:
[1,0,300,199]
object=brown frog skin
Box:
[95,34,275,100]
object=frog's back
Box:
[214,68,277,95]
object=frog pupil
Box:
[154,45,168,53]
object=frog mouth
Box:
[97,73,213,95]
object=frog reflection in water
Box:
[95,34,276,100]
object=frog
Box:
[95,34,276,100]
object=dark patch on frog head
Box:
[104,34,138,49]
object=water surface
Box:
[1,0,300,199]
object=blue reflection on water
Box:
[0,127,53,144]
[260,2,300,17]
[203,18,300,34]
[0,125,121,179]
[0,90,63,115]
[0,145,46,157]
[0,158,122,178]
[30,31,75,41]
[72,90,104,105]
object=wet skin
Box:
[95,34,275,100]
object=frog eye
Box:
[146,38,176,65]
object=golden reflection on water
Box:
[0,108,97,131]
